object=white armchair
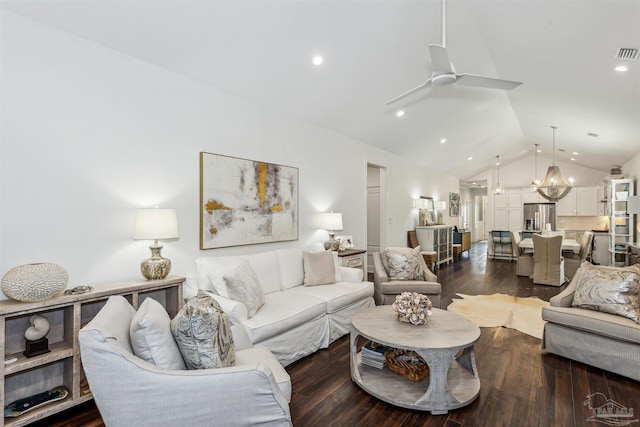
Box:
[79,295,292,426]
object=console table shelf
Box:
[0,275,184,427]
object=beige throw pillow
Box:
[382,247,425,280]
[572,262,640,323]
[171,292,235,369]
[222,259,265,318]
[303,250,337,286]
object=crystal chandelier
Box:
[530,143,540,192]
[537,126,572,201]
[492,155,505,195]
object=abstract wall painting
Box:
[449,192,460,217]
[200,152,299,249]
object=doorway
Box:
[367,164,386,277]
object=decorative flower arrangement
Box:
[392,292,433,325]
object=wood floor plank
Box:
[29,241,640,427]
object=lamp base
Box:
[141,243,171,280]
[324,232,340,251]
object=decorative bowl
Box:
[1,263,68,302]
[392,292,432,326]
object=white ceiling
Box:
[3,0,639,180]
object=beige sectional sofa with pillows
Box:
[186,243,375,366]
[542,262,640,381]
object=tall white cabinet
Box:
[605,178,634,266]
[415,225,453,267]
[493,189,522,230]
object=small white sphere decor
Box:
[1,263,69,302]
[392,292,433,326]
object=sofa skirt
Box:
[542,323,640,381]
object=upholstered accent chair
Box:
[79,296,292,426]
[372,251,441,307]
[510,231,533,277]
[564,231,594,280]
[532,234,565,286]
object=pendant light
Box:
[537,126,572,201]
[492,155,505,195]
[530,143,540,192]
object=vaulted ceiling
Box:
[3,0,639,179]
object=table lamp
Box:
[133,208,179,280]
[319,212,343,251]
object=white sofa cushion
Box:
[275,247,305,290]
[247,251,282,294]
[243,292,326,343]
[130,298,186,370]
[287,281,374,314]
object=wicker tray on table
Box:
[384,348,430,382]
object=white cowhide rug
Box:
[447,293,550,339]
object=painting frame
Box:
[200,152,299,249]
[449,192,460,217]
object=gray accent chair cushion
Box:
[542,265,640,381]
[372,251,441,307]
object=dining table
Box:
[518,237,580,253]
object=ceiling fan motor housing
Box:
[432,73,457,86]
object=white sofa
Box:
[80,295,292,426]
[186,243,375,366]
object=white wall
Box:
[0,12,459,296]
[494,153,608,188]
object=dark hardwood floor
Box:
[35,242,640,426]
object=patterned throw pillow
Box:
[572,263,640,323]
[221,259,265,317]
[170,292,235,369]
[382,247,425,280]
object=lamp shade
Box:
[133,208,179,240]
[319,212,343,231]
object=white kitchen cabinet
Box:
[557,187,598,216]
[522,189,542,203]
[493,189,522,230]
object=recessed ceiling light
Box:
[396,110,405,117]
[537,149,542,153]
[573,152,579,155]
[472,182,477,185]
[615,65,628,72]
[467,157,473,161]
[312,55,324,66]
[570,158,576,161]
[440,138,446,144]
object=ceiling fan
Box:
[385,0,523,105]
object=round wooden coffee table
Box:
[350,305,481,414]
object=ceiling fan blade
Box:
[455,73,522,90]
[428,44,454,75]
[385,79,433,105]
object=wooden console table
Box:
[0,275,184,426]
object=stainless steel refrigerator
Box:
[523,203,557,231]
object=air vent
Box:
[616,47,638,61]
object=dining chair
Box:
[532,234,565,286]
[563,231,594,280]
[510,231,533,277]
